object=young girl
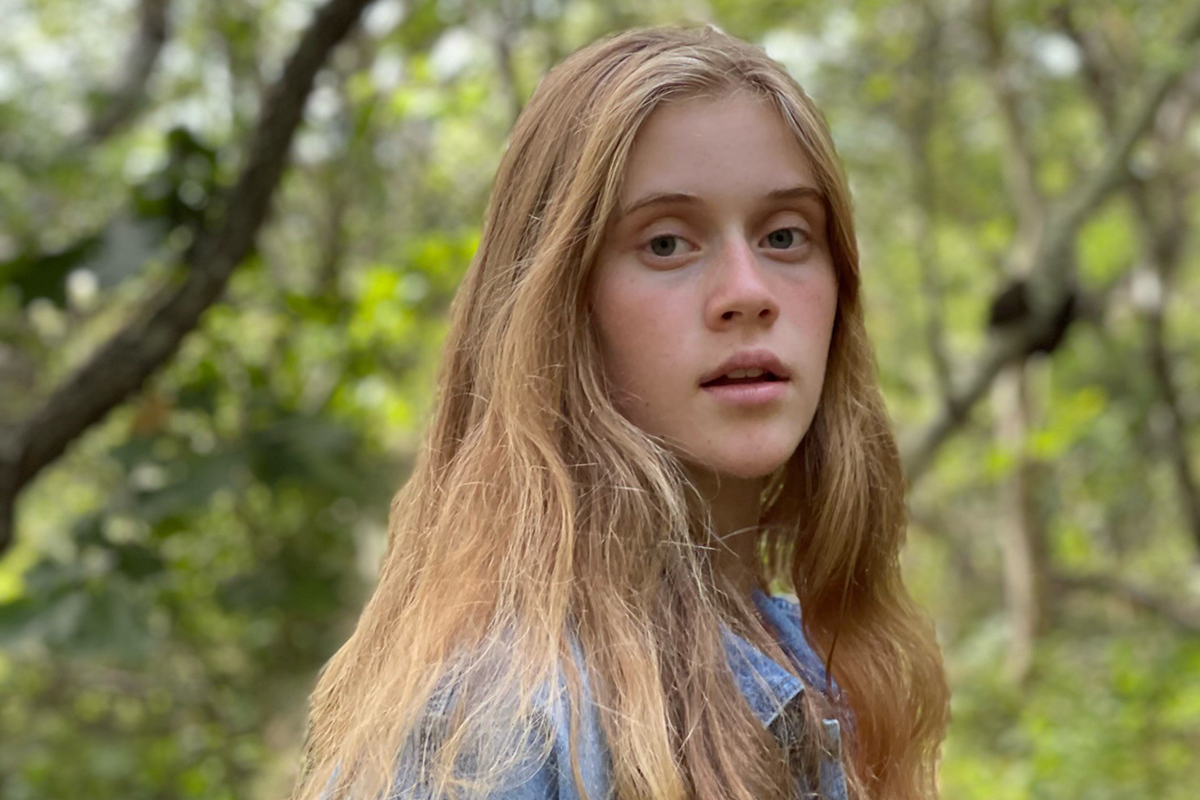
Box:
[292,25,950,800]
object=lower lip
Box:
[701,380,789,406]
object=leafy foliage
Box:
[1,1,1198,798]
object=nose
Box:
[705,236,778,328]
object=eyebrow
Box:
[616,185,826,220]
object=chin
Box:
[719,461,789,480]
[689,450,795,481]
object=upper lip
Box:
[699,348,791,386]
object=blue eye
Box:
[765,227,807,249]
[648,235,682,257]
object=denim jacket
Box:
[327,589,849,800]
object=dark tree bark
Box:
[0,0,380,557]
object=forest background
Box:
[1,0,1198,798]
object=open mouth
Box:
[701,372,786,387]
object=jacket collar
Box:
[720,588,833,728]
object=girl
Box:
[292,24,950,800]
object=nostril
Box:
[718,303,775,322]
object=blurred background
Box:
[2,0,1198,797]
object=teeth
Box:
[725,368,766,379]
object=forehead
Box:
[618,91,819,203]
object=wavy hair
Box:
[291,24,949,800]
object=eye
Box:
[645,234,689,258]
[762,227,809,250]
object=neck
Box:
[685,465,768,603]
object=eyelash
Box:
[642,227,810,259]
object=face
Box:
[589,91,838,485]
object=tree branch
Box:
[84,0,171,143]
[1049,5,1200,261]
[909,0,955,402]
[1050,570,1200,634]
[975,0,1044,256]
[1129,120,1200,557]
[1051,2,1121,130]
[1060,1,1200,556]
[902,3,1200,485]
[0,0,379,557]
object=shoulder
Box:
[541,632,615,800]
[403,632,613,800]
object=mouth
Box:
[699,372,789,406]
[698,350,791,387]
[700,371,788,388]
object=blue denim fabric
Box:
[326,589,849,800]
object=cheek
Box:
[591,274,678,392]
[794,274,839,340]
[593,281,642,376]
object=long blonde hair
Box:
[291,25,949,800]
